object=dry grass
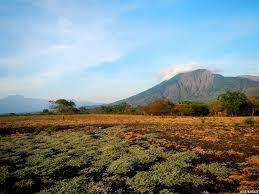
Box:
[1,114,259,129]
[0,114,258,193]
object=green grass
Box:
[0,127,229,193]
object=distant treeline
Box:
[42,91,259,117]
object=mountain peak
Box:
[189,68,211,73]
[117,69,259,105]
[6,95,25,99]
[178,68,212,77]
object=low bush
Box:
[108,157,137,174]
[201,163,228,177]
[243,117,256,125]
[0,128,229,193]
[200,117,206,124]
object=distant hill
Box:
[0,95,100,114]
[0,95,49,114]
[116,69,259,105]
[73,100,101,108]
[238,75,259,82]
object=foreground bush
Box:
[0,128,229,193]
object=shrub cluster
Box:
[43,91,259,117]
[0,128,229,193]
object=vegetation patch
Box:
[0,127,233,193]
[243,117,256,125]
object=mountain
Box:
[117,69,259,105]
[73,100,101,108]
[0,95,49,114]
[0,95,100,114]
[238,75,259,82]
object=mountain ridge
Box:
[238,75,259,82]
[0,95,100,114]
[116,69,259,105]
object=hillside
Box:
[0,95,100,114]
[238,75,259,82]
[118,69,259,105]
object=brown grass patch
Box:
[246,155,259,165]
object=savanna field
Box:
[0,114,258,193]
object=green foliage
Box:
[177,101,209,116]
[14,179,35,192]
[208,100,223,115]
[159,189,176,194]
[0,128,228,193]
[218,91,249,116]
[0,166,10,185]
[200,117,206,124]
[91,103,140,114]
[201,163,228,177]
[173,103,193,116]
[87,181,110,194]
[127,171,158,193]
[243,117,256,125]
[249,96,259,116]
[42,109,49,113]
[40,176,88,193]
[127,151,206,193]
[78,106,90,114]
[80,93,255,116]
[108,157,137,174]
[49,99,78,114]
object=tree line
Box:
[46,91,259,116]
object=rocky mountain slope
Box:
[117,69,259,105]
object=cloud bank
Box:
[158,64,223,81]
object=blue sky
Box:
[0,0,259,103]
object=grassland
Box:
[0,114,258,193]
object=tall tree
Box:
[218,91,248,116]
[249,96,259,116]
[49,99,77,113]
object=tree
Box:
[208,100,223,116]
[49,99,78,114]
[141,99,174,115]
[191,102,210,116]
[78,106,90,114]
[42,109,49,113]
[248,96,259,116]
[172,101,209,116]
[218,91,248,116]
[173,104,193,116]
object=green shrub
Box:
[128,145,157,164]
[87,181,111,194]
[40,176,87,193]
[108,157,137,174]
[0,166,10,184]
[127,151,206,192]
[0,128,229,193]
[200,117,206,124]
[127,171,158,193]
[159,189,176,194]
[243,117,256,125]
[201,163,228,177]
[14,179,35,191]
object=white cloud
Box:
[158,64,201,80]
[158,64,223,81]
[0,1,136,75]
